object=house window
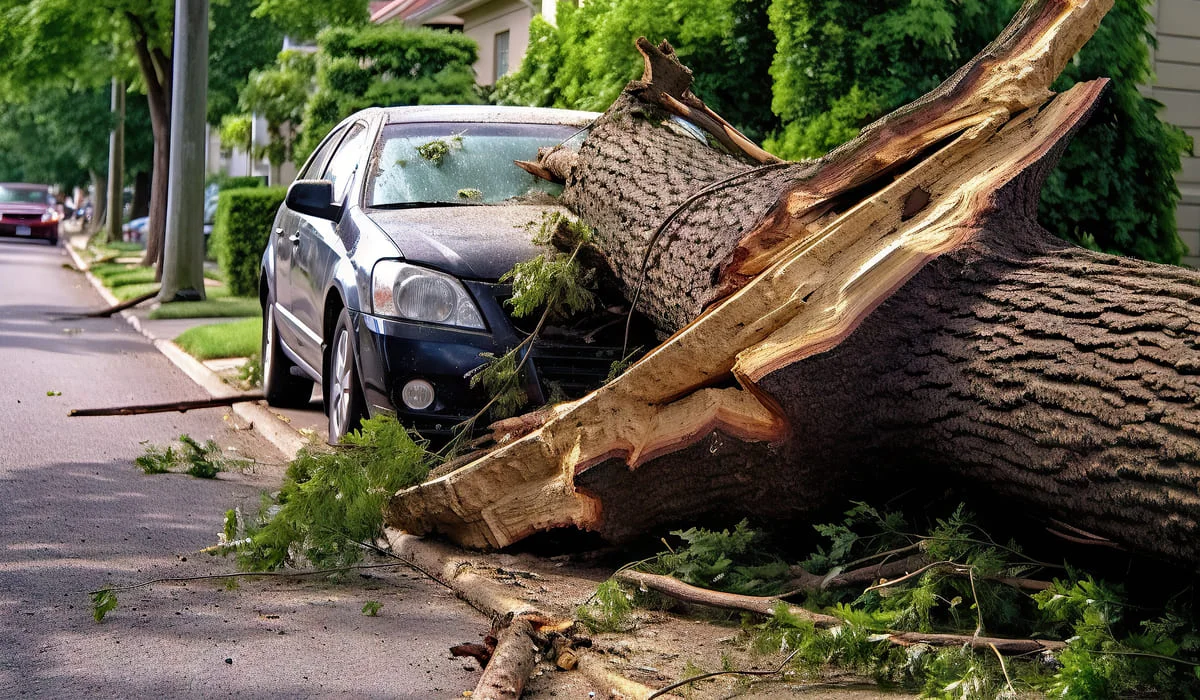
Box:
[494,31,510,82]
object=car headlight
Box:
[371,261,485,330]
[41,210,60,222]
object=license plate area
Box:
[15,225,31,236]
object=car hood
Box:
[0,202,50,215]
[366,203,564,281]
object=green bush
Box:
[206,174,265,190]
[296,24,481,161]
[211,186,286,296]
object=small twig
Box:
[968,566,984,639]
[70,394,265,417]
[863,560,970,593]
[87,561,413,595]
[989,643,1017,696]
[647,649,801,699]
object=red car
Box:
[0,183,60,245]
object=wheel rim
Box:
[263,308,274,390]
[330,328,353,439]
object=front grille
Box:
[2,213,41,222]
[530,343,623,398]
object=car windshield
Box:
[365,122,580,207]
[0,186,50,204]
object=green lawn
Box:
[112,282,161,301]
[150,296,260,320]
[174,318,262,360]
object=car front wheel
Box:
[326,308,367,444]
[262,299,314,408]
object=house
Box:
[371,0,565,86]
[1151,0,1200,266]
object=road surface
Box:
[0,238,488,697]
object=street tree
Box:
[238,50,316,182]
[208,0,285,127]
[252,0,367,40]
[766,0,1192,263]
[496,0,778,142]
[296,24,480,162]
[387,0,1200,571]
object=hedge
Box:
[211,186,287,297]
[206,174,266,190]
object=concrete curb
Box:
[65,242,310,460]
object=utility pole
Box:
[158,0,210,302]
[105,79,125,243]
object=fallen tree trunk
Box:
[387,0,1200,566]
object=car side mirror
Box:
[286,180,343,221]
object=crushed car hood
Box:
[366,203,563,281]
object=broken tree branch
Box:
[69,394,265,417]
[472,615,541,700]
[618,570,1066,655]
[49,288,161,320]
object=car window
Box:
[0,185,50,204]
[365,123,580,206]
[323,123,368,202]
[297,126,346,181]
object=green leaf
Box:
[91,588,118,623]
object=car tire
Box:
[262,298,314,408]
[326,308,368,445]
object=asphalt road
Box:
[0,238,487,698]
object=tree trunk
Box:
[126,16,172,274]
[131,171,150,220]
[89,171,107,238]
[386,0,1200,567]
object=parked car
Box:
[261,105,652,444]
[122,216,149,242]
[0,183,60,245]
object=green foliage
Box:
[650,520,790,596]
[501,214,597,320]
[361,600,382,617]
[219,114,253,153]
[235,352,264,390]
[1038,0,1193,263]
[239,50,316,168]
[149,296,261,320]
[174,318,263,360]
[415,135,462,165]
[577,578,635,633]
[495,0,778,142]
[208,0,285,126]
[91,588,118,623]
[0,86,114,190]
[211,186,287,296]
[253,0,368,41]
[468,351,529,421]
[644,502,1200,697]
[206,175,265,191]
[136,434,249,478]
[766,0,1191,263]
[231,415,431,571]
[297,24,480,161]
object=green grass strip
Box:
[150,296,260,320]
[175,318,262,360]
[112,282,162,301]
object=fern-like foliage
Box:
[231,415,430,571]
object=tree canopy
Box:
[495,0,778,143]
[498,0,1191,264]
[296,24,481,160]
[208,0,286,126]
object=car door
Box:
[289,121,369,372]
[273,126,347,362]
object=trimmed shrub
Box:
[211,186,286,296]
[206,174,266,190]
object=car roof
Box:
[372,105,599,127]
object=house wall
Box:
[459,0,533,85]
[1151,0,1200,266]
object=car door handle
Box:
[289,232,301,244]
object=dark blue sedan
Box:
[260,105,636,443]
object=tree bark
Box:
[386,0,1200,567]
[127,13,172,274]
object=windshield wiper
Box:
[369,201,484,210]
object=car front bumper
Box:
[353,309,624,436]
[0,219,58,241]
